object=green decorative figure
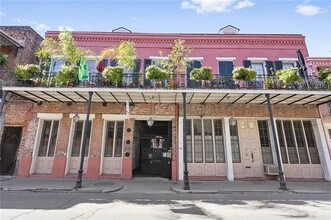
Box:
[79,57,89,81]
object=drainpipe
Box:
[265,93,287,190]
[75,91,93,188]
[182,92,190,190]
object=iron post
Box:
[182,92,190,190]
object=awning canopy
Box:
[3,87,331,106]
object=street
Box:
[1,191,331,220]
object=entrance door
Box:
[237,119,263,178]
[134,121,172,178]
[0,127,22,175]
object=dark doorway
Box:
[133,120,172,178]
[0,127,22,175]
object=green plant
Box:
[101,41,137,69]
[232,67,257,81]
[14,64,40,79]
[41,29,94,66]
[102,66,124,84]
[35,47,51,72]
[54,65,78,85]
[190,67,213,81]
[0,53,8,66]
[145,65,170,80]
[276,68,303,85]
[317,67,331,84]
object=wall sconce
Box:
[229,117,237,127]
[147,116,154,127]
[73,114,80,123]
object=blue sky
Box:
[0,0,330,57]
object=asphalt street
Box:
[1,191,331,219]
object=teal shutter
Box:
[265,61,274,76]
[187,60,202,88]
[103,59,108,68]
[274,61,283,71]
[144,59,152,72]
[218,61,233,76]
[243,60,251,68]
[134,59,141,73]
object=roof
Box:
[0,30,24,48]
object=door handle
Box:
[251,152,254,163]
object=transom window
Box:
[71,120,92,157]
[38,120,59,157]
[186,119,225,163]
[104,121,124,157]
[276,120,320,164]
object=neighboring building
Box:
[306,57,331,159]
[0,26,43,175]
[2,26,331,181]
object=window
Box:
[186,119,225,163]
[38,120,59,157]
[258,120,273,164]
[87,60,98,73]
[276,120,320,164]
[251,63,265,76]
[282,62,295,70]
[104,121,124,157]
[71,121,92,157]
[50,59,66,73]
[230,123,241,163]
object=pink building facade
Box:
[2,26,331,182]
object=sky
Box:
[0,0,330,57]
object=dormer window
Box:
[218,25,240,34]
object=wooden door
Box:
[238,119,263,178]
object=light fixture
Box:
[73,114,80,123]
[147,117,154,127]
[229,117,236,127]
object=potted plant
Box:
[276,68,303,87]
[232,67,257,81]
[102,66,124,87]
[54,64,79,86]
[190,67,213,88]
[146,65,170,88]
[14,64,40,86]
[317,67,331,84]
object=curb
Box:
[1,185,124,193]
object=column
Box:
[224,117,234,181]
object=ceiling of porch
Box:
[3,87,331,106]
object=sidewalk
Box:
[1,176,330,194]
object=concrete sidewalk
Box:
[1,176,330,194]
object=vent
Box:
[218,25,240,34]
[263,164,279,175]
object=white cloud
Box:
[181,0,237,14]
[58,26,74,31]
[295,4,324,16]
[234,0,254,10]
[0,10,5,16]
[14,17,50,32]
[36,23,50,31]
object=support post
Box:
[75,91,93,188]
[182,92,190,190]
[265,93,287,190]
[0,91,7,116]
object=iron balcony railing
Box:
[5,72,330,91]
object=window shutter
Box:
[144,59,152,72]
[265,61,274,76]
[187,60,201,88]
[192,60,202,68]
[110,59,117,67]
[134,59,141,73]
[218,61,233,76]
[274,61,283,71]
[243,60,251,68]
[103,59,108,68]
[296,61,305,77]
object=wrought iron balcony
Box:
[4,72,330,91]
